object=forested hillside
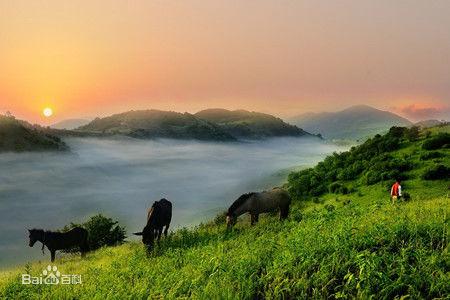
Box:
[0,115,68,152]
[195,108,311,139]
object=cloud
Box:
[397,104,449,121]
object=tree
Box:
[62,214,126,252]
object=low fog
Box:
[0,137,345,268]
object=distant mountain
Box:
[195,109,311,139]
[0,115,68,152]
[414,119,448,129]
[289,105,412,140]
[77,110,236,141]
[51,118,91,130]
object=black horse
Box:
[226,188,291,228]
[134,198,172,250]
[28,227,89,262]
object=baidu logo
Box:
[21,265,82,285]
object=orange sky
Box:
[1,0,449,124]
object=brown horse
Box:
[28,227,89,262]
[134,198,172,250]
[226,188,291,228]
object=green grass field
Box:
[1,125,448,299]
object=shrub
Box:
[329,182,342,193]
[422,133,450,150]
[62,214,126,252]
[420,151,444,160]
[328,182,351,194]
[324,204,335,212]
[406,126,420,141]
[421,164,450,180]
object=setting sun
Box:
[43,107,53,118]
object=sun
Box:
[43,107,53,118]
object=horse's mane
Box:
[228,192,256,215]
[147,201,162,224]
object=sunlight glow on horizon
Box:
[1,1,449,123]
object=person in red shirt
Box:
[390,179,402,204]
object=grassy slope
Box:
[0,127,448,299]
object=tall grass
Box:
[0,192,448,299]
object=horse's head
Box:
[28,229,43,247]
[226,214,237,229]
[226,192,255,229]
[133,224,156,249]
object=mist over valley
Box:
[0,136,344,268]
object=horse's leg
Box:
[80,243,86,257]
[280,205,289,220]
[251,214,259,225]
[164,224,169,237]
[157,228,162,241]
[50,250,56,262]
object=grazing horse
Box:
[28,227,89,262]
[226,188,291,228]
[134,198,172,250]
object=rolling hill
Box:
[1,125,448,299]
[0,115,68,152]
[289,105,412,140]
[75,109,312,141]
[195,108,311,139]
[76,110,236,141]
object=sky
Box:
[0,0,449,124]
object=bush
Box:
[328,182,351,194]
[422,133,450,150]
[62,214,126,252]
[420,151,444,160]
[421,164,450,180]
[324,204,335,212]
[406,126,420,141]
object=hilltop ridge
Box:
[75,108,312,141]
[195,108,311,139]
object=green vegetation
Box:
[422,164,450,180]
[0,125,448,299]
[61,214,126,252]
[287,126,448,199]
[195,108,311,139]
[0,115,68,152]
[422,132,450,150]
